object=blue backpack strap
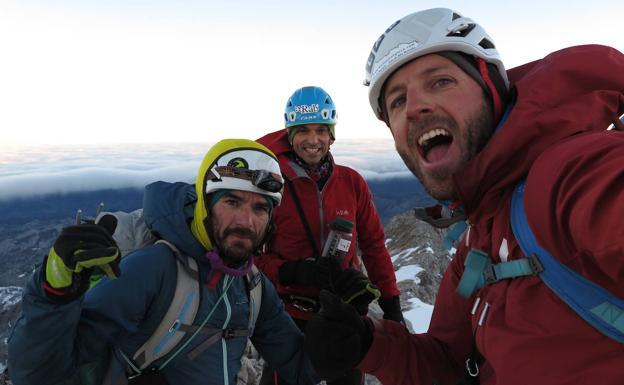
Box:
[444,221,468,251]
[511,180,624,343]
[456,249,542,298]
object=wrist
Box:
[41,256,89,303]
[359,316,374,363]
[379,295,404,323]
[45,250,74,289]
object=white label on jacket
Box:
[499,238,509,262]
[337,239,352,252]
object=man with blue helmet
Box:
[255,86,403,385]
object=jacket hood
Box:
[257,129,292,157]
[142,181,207,258]
[455,45,624,217]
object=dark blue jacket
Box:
[8,181,318,385]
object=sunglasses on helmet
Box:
[208,166,284,193]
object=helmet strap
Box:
[476,57,503,123]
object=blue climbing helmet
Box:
[284,86,337,139]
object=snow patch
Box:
[391,247,419,263]
[0,286,23,309]
[404,297,433,333]
[394,264,423,283]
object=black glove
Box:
[332,268,381,315]
[278,257,341,288]
[43,223,120,302]
[304,290,373,381]
[378,296,405,324]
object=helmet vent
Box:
[446,23,476,37]
[479,38,495,49]
[452,12,462,21]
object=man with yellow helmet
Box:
[9,139,318,385]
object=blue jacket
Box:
[8,181,318,385]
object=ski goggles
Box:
[208,166,284,193]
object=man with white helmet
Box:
[255,86,403,385]
[304,8,624,385]
[8,139,319,385]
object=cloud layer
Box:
[0,139,413,202]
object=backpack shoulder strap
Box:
[285,178,320,256]
[130,240,201,369]
[246,265,263,332]
[511,180,624,343]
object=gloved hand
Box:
[43,223,120,301]
[278,257,341,288]
[378,296,405,324]
[332,268,381,315]
[304,290,373,381]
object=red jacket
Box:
[359,45,624,384]
[256,129,400,320]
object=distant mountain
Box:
[0,286,22,375]
[0,188,144,226]
[0,178,433,227]
[366,178,436,223]
[383,211,451,305]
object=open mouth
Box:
[417,129,453,163]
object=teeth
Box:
[418,129,451,146]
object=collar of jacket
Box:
[452,45,624,218]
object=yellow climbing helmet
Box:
[191,139,284,250]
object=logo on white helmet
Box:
[365,19,401,86]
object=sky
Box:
[1,0,623,148]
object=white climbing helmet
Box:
[364,8,509,120]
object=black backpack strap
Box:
[185,327,251,360]
[285,178,320,256]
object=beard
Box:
[208,220,264,266]
[397,98,494,200]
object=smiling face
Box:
[383,54,494,200]
[289,123,332,167]
[208,190,271,265]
